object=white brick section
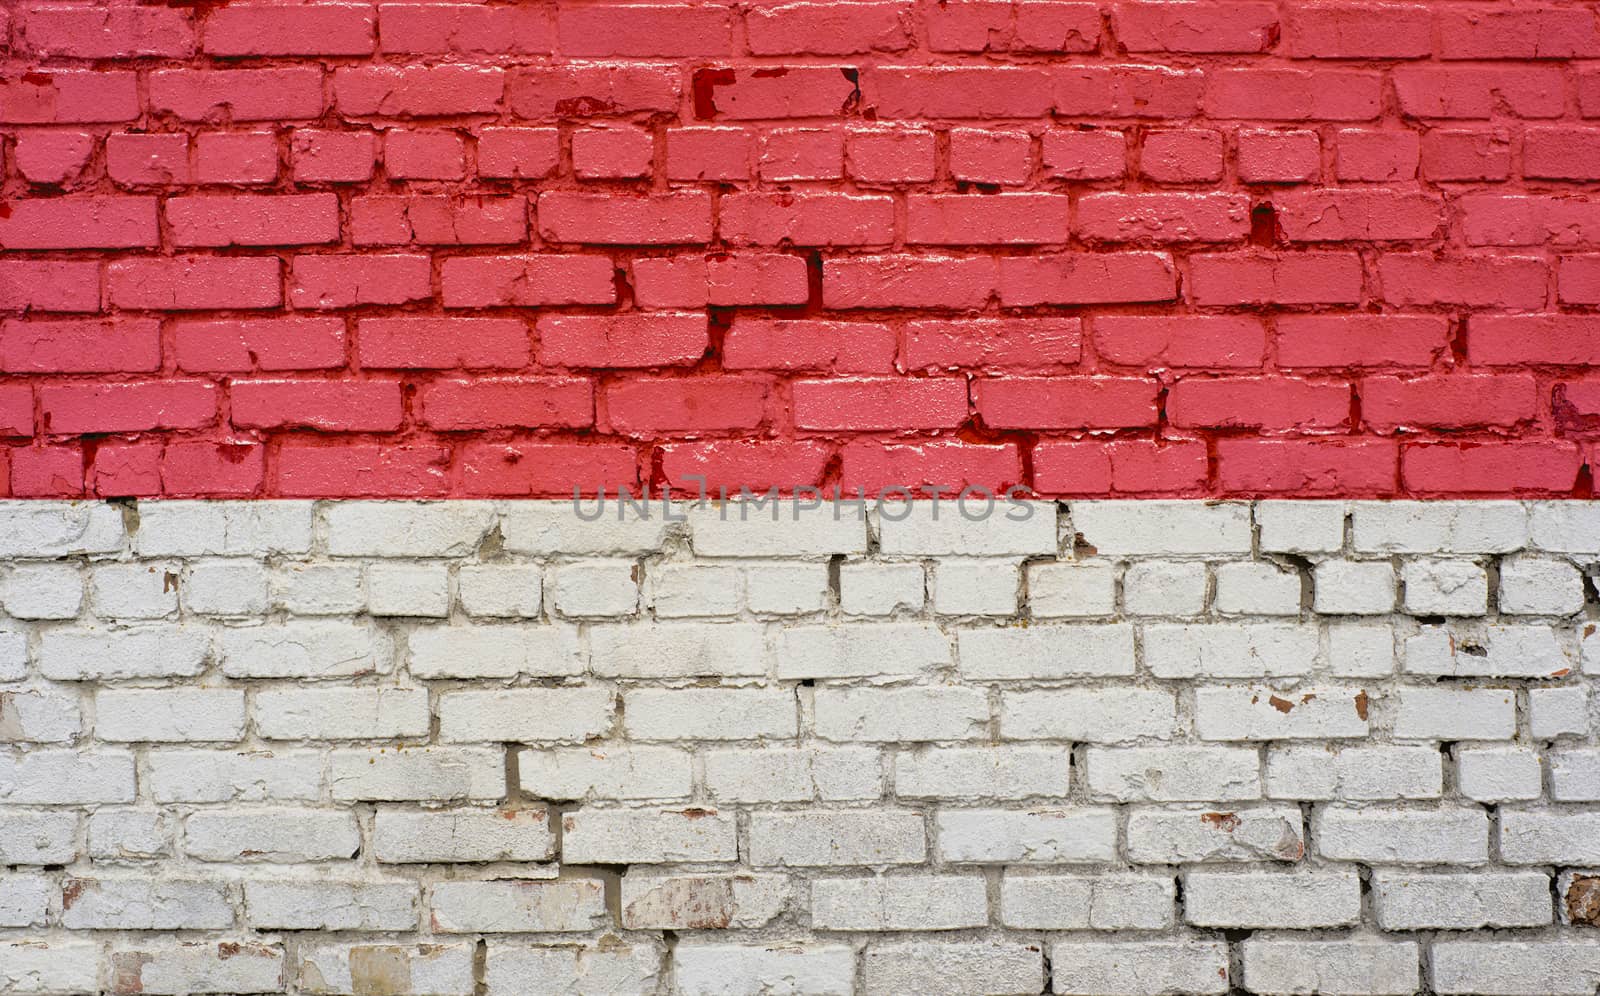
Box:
[0,498,1594,969]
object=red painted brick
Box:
[279,442,451,498]
[1403,442,1584,494]
[1274,190,1443,242]
[439,256,616,308]
[1525,128,1600,181]
[1204,69,1382,120]
[351,196,528,247]
[866,67,1054,119]
[998,253,1177,306]
[11,445,83,497]
[1237,130,1320,184]
[606,379,769,435]
[1286,3,1432,58]
[1218,438,1399,494]
[1094,316,1266,369]
[1421,130,1512,182]
[1277,315,1450,369]
[746,3,914,56]
[667,128,754,182]
[1392,67,1564,119]
[1078,192,1250,243]
[1034,439,1209,494]
[557,4,731,57]
[659,440,831,494]
[0,71,139,124]
[976,377,1159,429]
[824,256,997,310]
[907,194,1072,245]
[0,260,99,313]
[538,313,708,368]
[902,318,1082,373]
[1335,130,1419,182]
[1559,256,1600,305]
[150,69,323,122]
[476,128,560,179]
[721,193,895,247]
[1189,252,1363,305]
[509,63,678,120]
[334,65,504,117]
[0,318,160,373]
[1438,7,1600,59]
[25,5,194,59]
[106,134,190,187]
[572,127,654,179]
[461,441,638,497]
[794,378,969,431]
[161,441,265,497]
[1363,374,1539,433]
[1461,195,1600,248]
[385,130,466,180]
[231,380,403,432]
[633,256,808,308]
[1118,1,1279,53]
[176,318,347,373]
[289,255,432,310]
[724,319,897,373]
[1168,377,1350,431]
[1377,254,1547,310]
[378,3,553,55]
[760,128,845,182]
[0,197,157,250]
[167,194,339,248]
[195,133,278,186]
[13,131,93,185]
[538,192,712,244]
[1042,130,1127,180]
[357,318,527,370]
[1470,317,1600,366]
[841,441,1022,492]
[89,441,161,498]
[0,386,33,437]
[1055,66,1205,118]
[1141,130,1225,183]
[203,4,374,57]
[948,128,1032,185]
[41,381,216,434]
[109,257,282,312]
[418,378,593,430]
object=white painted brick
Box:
[1352,500,1527,554]
[0,810,78,864]
[624,688,794,740]
[330,747,504,802]
[254,687,430,741]
[863,940,1043,996]
[500,503,670,555]
[484,942,663,996]
[519,746,692,801]
[39,624,209,681]
[439,689,613,743]
[271,563,363,615]
[0,749,135,803]
[366,562,450,617]
[690,503,867,556]
[1195,685,1370,740]
[1026,560,1115,617]
[1049,939,1229,996]
[182,559,269,615]
[1315,805,1489,864]
[148,748,321,803]
[1404,623,1573,678]
[621,873,789,929]
[704,746,881,802]
[374,807,553,864]
[0,939,100,993]
[1327,622,1396,677]
[649,564,742,617]
[1532,686,1590,738]
[428,880,607,933]
[590,622,764,678]
[895,745,1069,801]
[1530,501,1600,553]
[933,559,1018,615]
[1402,558,1489,615]
[0,689,81,743]
[1073,500,1252,555]
[1240,937,1420,996]
[1458,745,1542,801]
[1001,689,1176,742]
[324,502,496,557]
[1123,560,1207,616]
[0,876,50,927]
[879,501,1056,555]
[1266,745,1442,800]
[135,500,311,556]
[958,623,1134,679]
[107,941,285,994]
[1184,869,1360,928]
[1257,500,1345,554]
[1000,873,1175,930]
[550,560,639,617]
[673,943,854,996]
[458,564,542,617]
[1551,748,1600,800]
[810,874,988,931]
[185,808,359,862]
[88,808,169,860]
[298,943,475,995]
[219,622,391,679]
[839,561,924,615]
[0,501,123,558]
[1126,805,1305,863]
[245,879,419,931]
[815,686,989,742]
[1502,810,1600,864]
[1,563,83,618]
[747,562,828,614]
[1086,746,1260,802]
[1313,560,1396,614]
[1144,623,1316,679]
[62,878,231,930]
[779,623,948,680]
[1393,687,1516,740]
[938,807,1116,864]
[1374,870,1552,929]
[1431,939,1600,996]
[751,810,925,866]
[95,688,244,742]
[0,631,20,683]
[1500,556,1586,615]
[78,558,149,629]
[562,808,737,863]
[1213,561,1301,616]
[409,624,582,679]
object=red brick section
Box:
[0,1,1597,499]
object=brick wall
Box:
[1,497,1598,993]
[0,1,1597,499]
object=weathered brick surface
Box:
[0,497,1590,989]
[0,3,1596,499]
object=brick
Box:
[1241,938,1419,996]
[334,65,504,117]
[167,193,338,247]
[0,196,157,250]
[1287,2,1432,57]
[1,70,140,123]
[203,4,374,56]
[1118,1,1278,52]
[1051,940,1229,995]
[378,4,554,54]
